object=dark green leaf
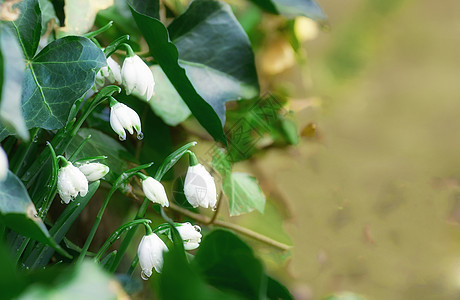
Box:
[223,172,266,216]
[212,147,232,178]
[0,25,28,140]
[0,240,26,299]
[7,0,42,59]
[129,0,159,19]
[193,230,267,299]
[167,0,259,125]
[66,128,134,183]
[129,1,227,145]
[267,276,293,300]
[249,0,326,21]
[0,171,70,258]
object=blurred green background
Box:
[250,0,460,298]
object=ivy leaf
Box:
[7,0,42,59]
[249,0,326,21]
[165,0,260,125]
[0,171,70,258]
[0,25,29,140]
[223,172,266,216]
[38,0,59,33]
[128,0,227,145]
[0,36,106,140]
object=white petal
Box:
[142,177,169,207]
[110,104,127,140]
[0,146,8,182]
[137,234,168,278]
[107,57,122,83]
[184,164,217,208]
[79,163,109,181]
[121,57,137,94]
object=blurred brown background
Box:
[243,0,460,298]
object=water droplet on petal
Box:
[211,206,217,211]
[119,135,126,141]
[193,225,201,232]
[137,132,144,140]
[141,270,150,281]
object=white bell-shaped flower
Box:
[184,163,217,209]
[58,161,88,204]
[142,177,169,207]
[121,54,155,101]
[138,233,168,279]
[0,146,8,182]
[78,162,109,182]
[101,56,122,84]
[176,223,202,250]
[109,100,142,141]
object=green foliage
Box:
[0,171,68,257]
[128,0,227,145]
[223,172,266,216]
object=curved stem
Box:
[93,219,151,262]
[167,202,291,251]
[207,192,223,225]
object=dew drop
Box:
[137,132,144,140]
[60,200,65,204]
[119,135,126,141]
[140,271,150,281]
[193,225,201,233]
[211,206,217,211]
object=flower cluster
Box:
[57,160,109,204]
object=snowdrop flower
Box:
[121,53,154,101]
[138,233,168,279]
[0,146,8,182]
[184,152,217,209]
[78,162,109,182]
[109,98,142,141]
[142,176,169,207]
[58,161,88,204]
[176,223,202,250]
[101,56,122,84]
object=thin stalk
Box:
[10,128,39,174]
[76,184,118,264]
[93,219,151,262]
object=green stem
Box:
[186,150,199,166]
[83,21,113,39]
[93,219,151,262]
[120,43,135,57]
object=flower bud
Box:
[138,233,168,279]
[175,223,202,250]
[101,56,122,84]
[58,162,88,204]
[109,101,142,141]
[121,54,155,101]
[142,177,169,207]
[0,146,8,182]
[184,163,217,209]
[78,162,109,182]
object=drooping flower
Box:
[57,161,88,204]
[138,233,168,279]
[121,54,154,101]
[101,56,122,84]
[78,162,109,182]
[0,146,8,182]
[184,158,217,209]
[142,177,169,207]
[175,223,202,250]
[109,98,142,141]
